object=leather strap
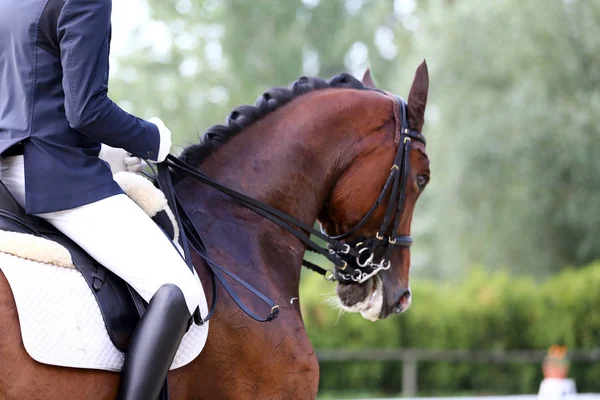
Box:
[164,155,349,267]
[175,193,279,322]
[154,162,279,323]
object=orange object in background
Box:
[538,345,577,398]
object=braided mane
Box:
[180,73,369,166]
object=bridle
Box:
[155,90,426,323]
[304,91,426,284]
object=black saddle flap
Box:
[0,180,55,234]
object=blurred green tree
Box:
[413,0,600,276]
[109,0,415,148]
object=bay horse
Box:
[0,62,431,399]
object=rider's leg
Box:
[113,283,191,400]
[38,194,203,314]
[0,155,203,400]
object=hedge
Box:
[299,262,600,395]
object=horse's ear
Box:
[407,60,429,132]
[361,67,377,88]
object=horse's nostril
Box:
[398,289,411,307]
[400,289,411,300]
[392,289,412,314]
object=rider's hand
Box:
[99,144,147,174]
[148,117,172,163]
[123,153,147,173]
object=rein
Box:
[156,92,425,323]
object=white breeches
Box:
[0,155,203,314]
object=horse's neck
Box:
[179,91,369,289]
[201,93,361,220]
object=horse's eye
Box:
[417,175,429,189]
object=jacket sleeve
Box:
[57,0,161,161]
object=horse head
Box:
[317,61,430,321]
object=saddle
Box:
[0,173,179,352]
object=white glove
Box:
[148,117,172,163]
[99,144,147,174]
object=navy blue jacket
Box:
[0,0,161,214]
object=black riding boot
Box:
[117,284,192,400]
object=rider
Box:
[0,0,203,398]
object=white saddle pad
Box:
[0,251,209,372]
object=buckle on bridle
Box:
[404,136,411,144]
[330,243,351,255]
[388,237,397,244]
[338,260,348,271]
[267,305,280,321]
[376,232,384,240]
